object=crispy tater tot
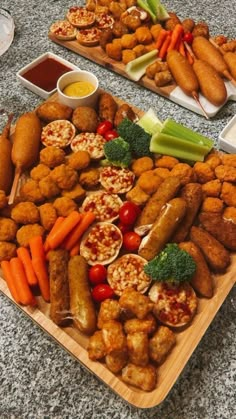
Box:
[201,197,224,213]
[121,33,137,49]
[137,170,163,195]
[105,349,128,373]
[122,363,157,391]
[119,288,154,320]
[88,330,107,361]
[11,202,40,224]
[97,299,121,329]
[102,320,127,353]
[67,150,91,171]
[124,314,157,335]
[106,42,122,61]
[30,164,50,181]
[16,224,45,247]
[149,326,176,365]
[0,217,18,241]
[220,182,236,207]
[131,156,154,177]
[155,155,179,170]
[0,241,16,262]
[201,179,222,198]
[170,163,196,185]
[40,146,66,168]
[38,203,57,231]
[127,332,149,366]
[53,196,77,217]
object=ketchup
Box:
[22,57,73,92]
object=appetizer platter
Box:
[48,1,236,117]
[0,90,236,408]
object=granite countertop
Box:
[0,1,235,418]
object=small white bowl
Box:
[57,70,99,109]
[219,114,236,153]
[17,52,79,99]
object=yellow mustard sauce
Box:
[63,81,95,97]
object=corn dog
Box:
[166,50,199,98]
[223,52,236,80]
[0,114,14,194]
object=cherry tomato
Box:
[96,120,113,135]
[183,32,194,45]
[123,231,141,252]
[119,201,141,226]
[88,264,107,285]
[92,284,115,302]
[117,222,132,235]
[104,129,119,141]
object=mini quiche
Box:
[71,132,106,159]
[148,282,198,328]
[66,6,95,28]
[41,120,76,148]
[95,13,114,29]
[81,191,123,222]
[49,20,77,41]
[99,166,135,194]
[76,27,101,46]
[80,222,123,265]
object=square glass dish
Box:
[219,114,236,153]
[16,51,79,99]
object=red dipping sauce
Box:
[22,57,73,92]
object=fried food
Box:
[126,184,150,206]
[150,23,162,40]
[201,179,222,198]
[220,182,236,207]
[164,12,181,31]
[53,196,77,217]
[101,320,127,353]
[38,175,60,199]
[199,212,236,251]
[0,114,14,195]
[133,44,147,57]
[109,1,126,19]
[99,28,113,50]
[201,197,224,213]
[88,330,107,360]
[190,226,230,271]
[61,184,86,203]
[16,224,45,247]
[155,155,179,170]
[121,15,141,31]
[72,106,99,133]
[204,151,222,170]
[11,202,40,224]
[122,49,137,65]
[179,241,214,298]
[0,241,16,262]
[19,179,45,203]
[127,332,149,366]
[149,326,176,365]
[154,70,173,87]
[97,299,121,329]
[30,163,50,181]
[121,33,137,49]
[124,314,157,335]
[137,170,163,195]
[79,167,100,189]
[170,163,196,185]
[36,101,73,122]
[181,18,195,33]
[167,50,199,98]
[40,146,66,168]
[48,249,70,326]
[119,288,154,320]
[192,22,209,38]
[38,203,57,231]
[193,161,215,183]
[131,156,154,177]
[0,190,8,210]
[112,20,129,38]
[114,103,136,127]
[51,164,78,190]
[98,92,118,123]
[105,41,122,61]
[135,26,152,44]
[223,206,236,224]
[0,217,18,241]
[105,349,128,373]
[121,363,157,391]
[215,165,236,182]
[67,150,91,170]
[221,154,236,167]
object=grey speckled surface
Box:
[0,1,236,418]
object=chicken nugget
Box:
[16,224,45,247]
[0,241,16,262]
[102,320,127,353]
[53,196,77,217]
[11,202,40,225]
[40,146,66,168]
[122,363,157,391]
[221,154,236,167]
[119,288,154,320]
[126,184,150,206]
[79,167,100,189]
[131,156,154,177]
[199,212,236,251]
[109,1,126,19]
[38,175,60,199]
[153,167,170,179]
[0,217,18,241]
[114,103,136,127]
[150,23,162,40]
[221,182,236,207]
[106,42,122,61]
[149,326,176,365]
[121,33,137,49]
[0,190,8,210]
[133,44,147,57]
[146,61,169,79]
[39,203,57,231]
[88,330,107,361]
[215,165,236,182]
[137,170,163,195]
[154,70,173,87]
[201,197,224,213]
[36,101,73,122]
[122,49,137,65]
[223,206,236,224]
[98,92,118,123]
[135,26,152,44]
[155,155,179,170]
[67,150,91,171]
[72,106,98,133]
[112,21,129,38]
[51,164,78,190]
[124,314,157,335]
[105,349,128,373]
[170,163,196,185]
[121,15,142,32]
[19,179,45,203]
[181,18,195,33]
[30,164,50,181]
[61,184,86,203]
[97,299,121,329]
[201,179,222,198]
[127,332,149,366]
[204,150,222,170]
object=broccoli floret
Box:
[103,136,132,168]
[117,118,153,158]
[144,243,196,283]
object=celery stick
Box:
[161,119,214,149]
[147,0,170,20]
[137,0,157,22]
[137,108,163,134]
[125,50,158,81]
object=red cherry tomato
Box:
[117,222,132,235]
[96,120,113,135]
[119,201,141,226]
[123,231,141,252]
[88,264,107,285]
[104,129,119,141]
[183,32,194,45]
[92,284,115,302]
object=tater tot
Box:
[11,202,40,224]
[201,179,222,197]
[30,164,50,181]
[135,26,153,44]
[121,33,137,49]
[171,163,196,185]
[149,326,176,365]
[53,196,77,217]
[131,156,154,177]
[155,155,179,169]
[16,224,45,247]
[201,197,224,213]
[137,170,163,195]
[38,203,57,231]
[40,146,66,168]
[106,42,122,61]
[67,150,91,170]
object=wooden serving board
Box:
[49,33,236,118]
[1,92,235,408]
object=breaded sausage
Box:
[166,50,199,98]
[36,101,73,122]
[223,52,236,80]
[0,114,14,194]
[135,176,182,228]
[48,249,70,326]
[199,212,236,251]
[178,241,213,298]
[68,255,97,335]
[190,226,230,271]
[138,197,187,261]
[193,59,227,106]
[171,183,203,243]
[97,92,118,123]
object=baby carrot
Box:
[158,34,172,60]
[47,211,81,250]
[17,246,38,286]
[9,257,37,306]
[63,211,95,251]
[44,216,65,252]
[29,235,50,302]
[156,28,169,50]
[179,39,186,57]
[167,23,184,52]
[1,261,21,304]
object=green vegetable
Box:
[137,0,156,22]
[144,243,196,283]
[103,137,132,168]
[117,118,153,158]
[137,0,169,22]
[125,50,158,82]
[137,107,163,134]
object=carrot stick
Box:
[186,49,194,65]
[44,216,65,252]
[47,211,81,250]
[167,23,184,52]
[9,257,37,306]
[63,211,95,251]
[158,34,172,60]
[1,261,21,304]
[70,242,81,257]
[179,40,186,57]
[29,235,50,302]
[156,28,169,51]
[17,247,38,286]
